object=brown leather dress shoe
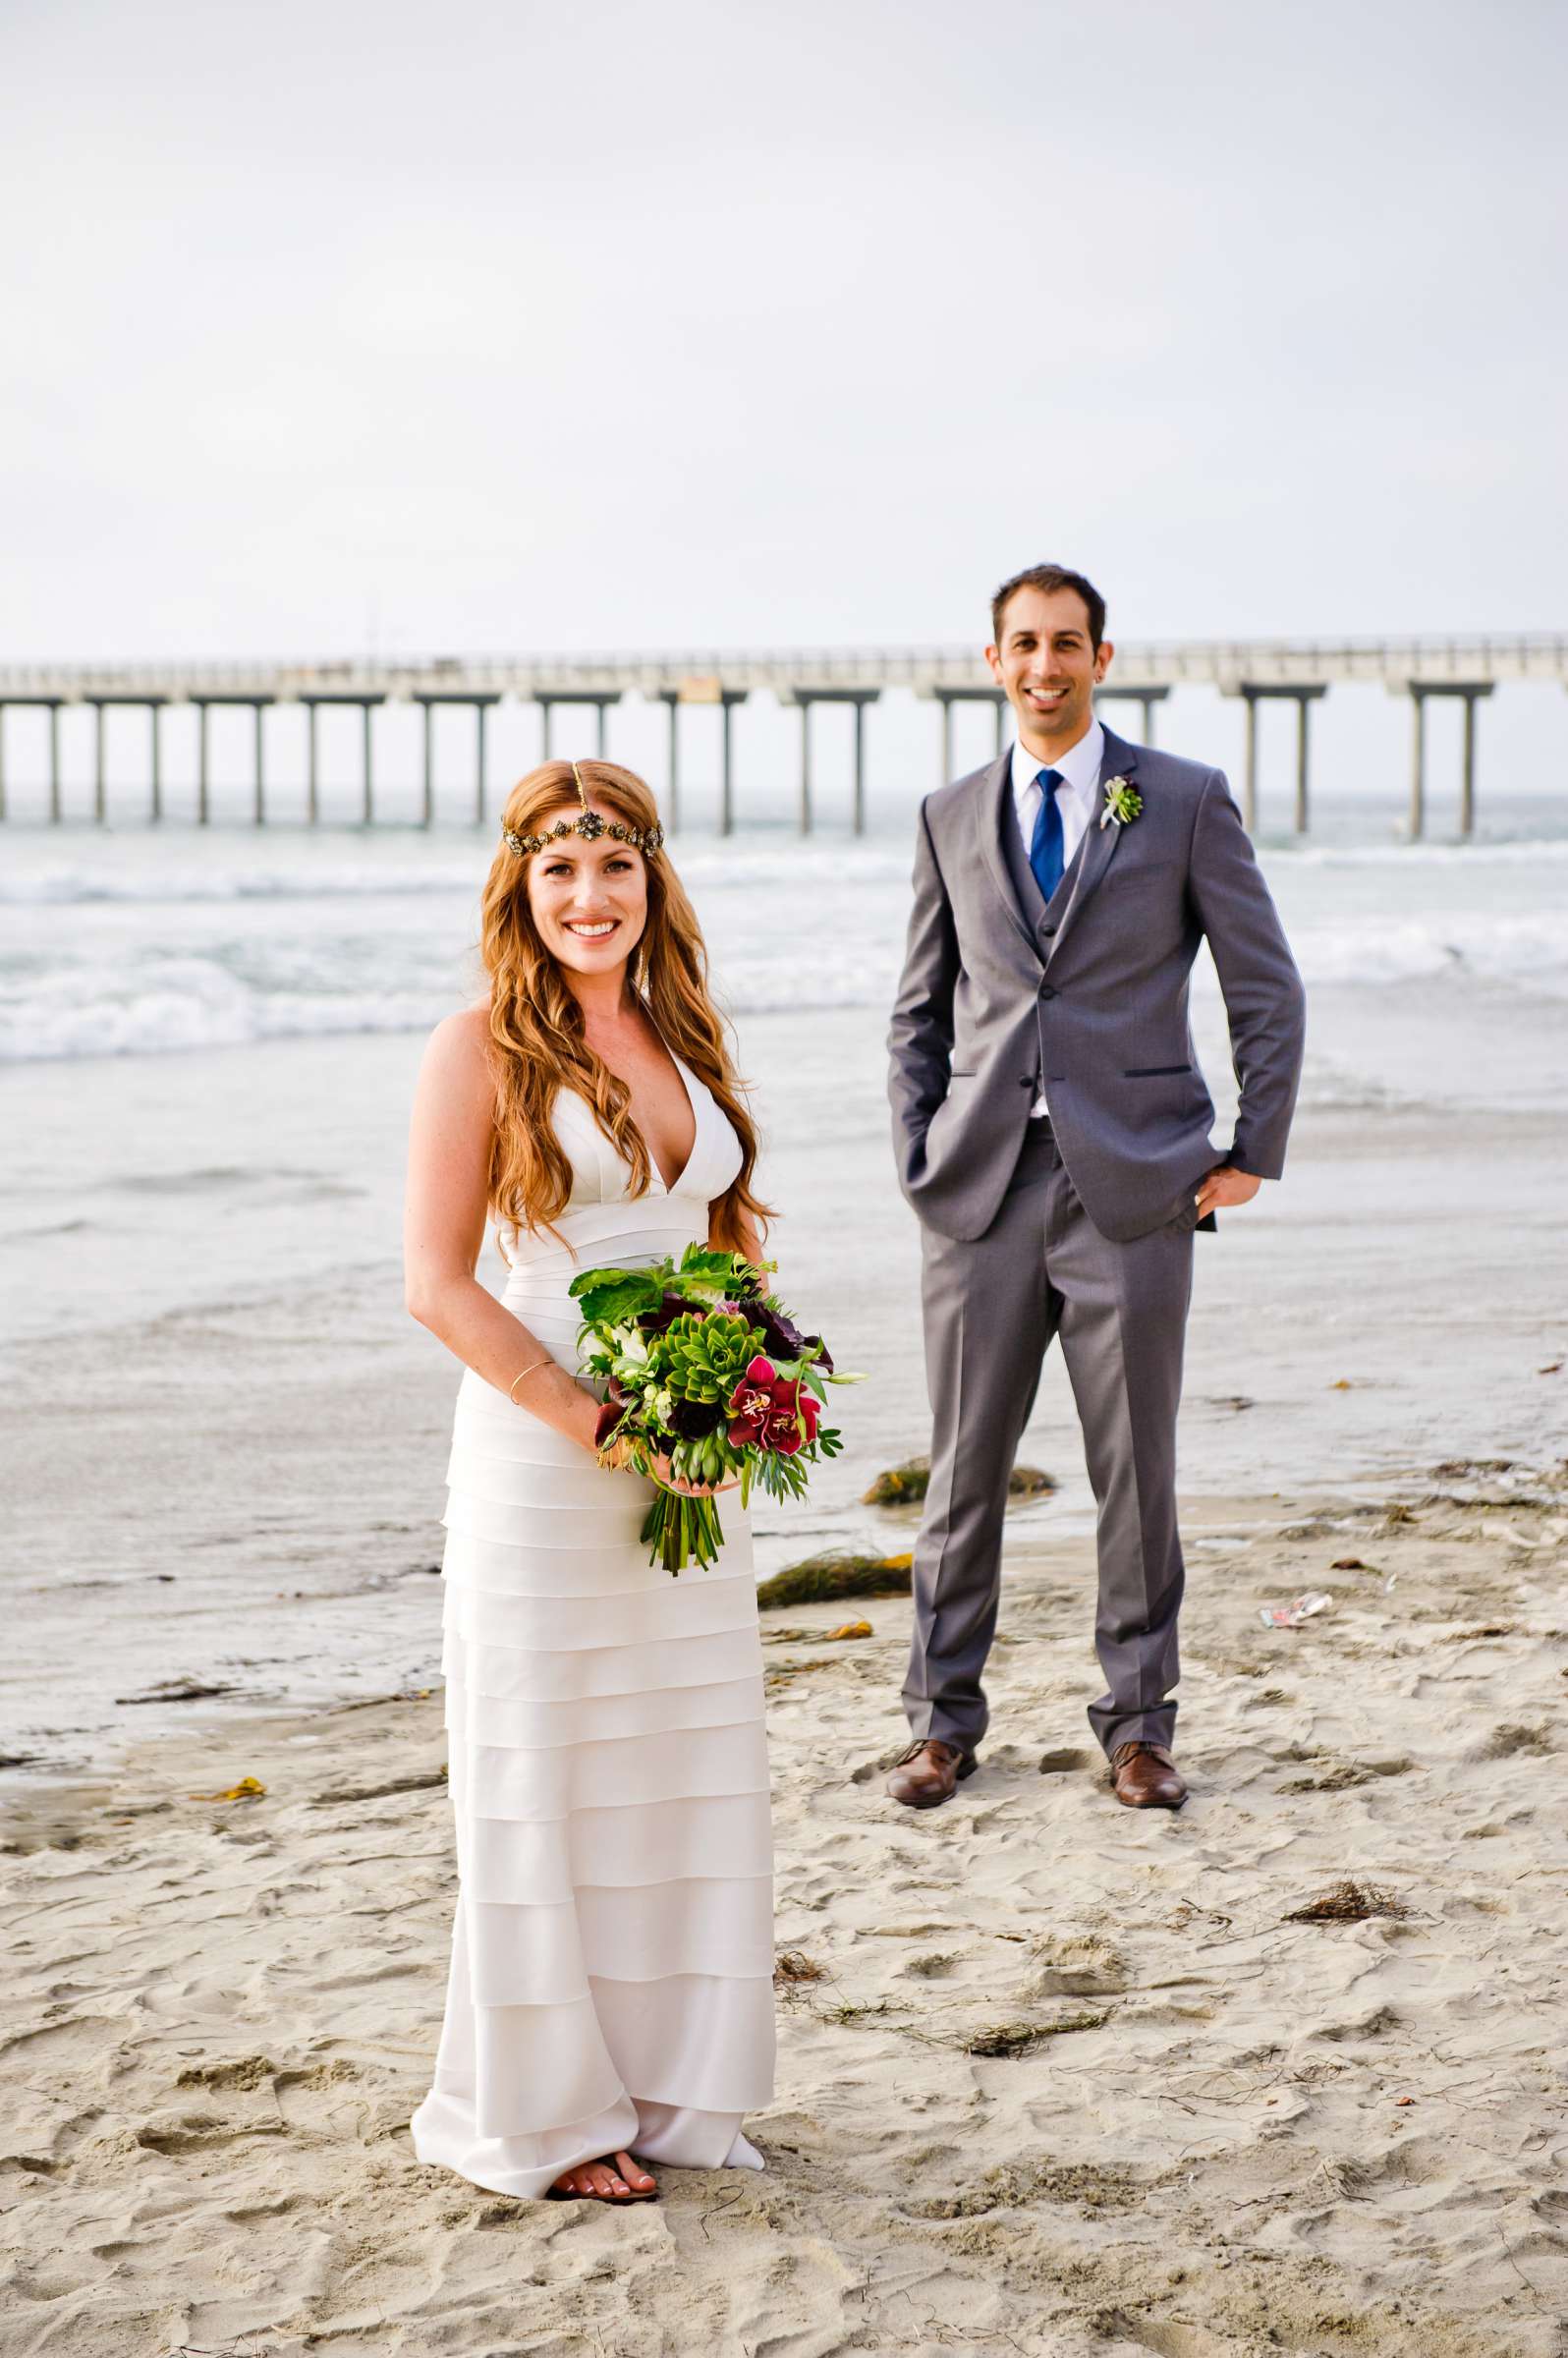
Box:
[886,1737,977,1809]
[1109,1741,1187,1809]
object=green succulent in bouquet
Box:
[659,1310,765,1403]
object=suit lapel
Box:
[974,746,1040,960]
[1043,726,1141,967]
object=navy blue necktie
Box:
[1029,767,1066,902]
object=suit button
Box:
[1040,922,1057,936]
[1018,1075,1035,1088]
[1039,983,1058,999]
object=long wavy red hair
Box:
[478,759,772,1255]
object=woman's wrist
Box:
[508,1358,600,1453]
[572,1378,614,1459]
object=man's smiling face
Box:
[986,583,1111,756]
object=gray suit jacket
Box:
[888,726,1307,1244]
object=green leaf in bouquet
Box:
[569,1264,668,1328]
[570,1257,671,1300]
[671,1245,757,1300]
[748,1449,811,1504]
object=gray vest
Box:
[1000,779,1087,1099]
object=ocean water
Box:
[4,814,1568,1065]
[2,808,1566,1775]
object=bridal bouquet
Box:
[569,1244,859,1575]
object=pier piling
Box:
[922,686,1009,788]
[535,692,621,762]
[85,696,172,824]
[306,701,319,826]
[717,692,747,836]
[656,692,682,831]
[1227,684,1327,834]
[3,698,66,821]
[1093,684,1170,747]
[777,687,881,832]
[414,693,503,827]
[297,695,385,826]
[1398,681,1494,838]
[192,695,278,826]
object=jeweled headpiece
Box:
[501,759,664,858]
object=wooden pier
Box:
[0,637,1560,837]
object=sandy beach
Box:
[4,1461,1567,2357]
[4,831,1568,2355]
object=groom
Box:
[886,563,1305,1812]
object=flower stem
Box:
[640,1488,727,1576]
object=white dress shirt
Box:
[1010,717,1104,1116]
[1010,716,1104,879]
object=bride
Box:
[405,759,776,2203]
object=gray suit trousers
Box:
[903,1120,1195,1761]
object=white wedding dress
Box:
[410,1055,775,2197]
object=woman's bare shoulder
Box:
[418,1001,495,1097]
[432,998,492,1049]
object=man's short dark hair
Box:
[990,563,1106,650]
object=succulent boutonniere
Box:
[1099,776,1143,830]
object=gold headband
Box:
[501,760,665,859]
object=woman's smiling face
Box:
[524,807,649,978]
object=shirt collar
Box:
[1011,716,1104,805]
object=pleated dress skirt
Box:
[410,1180,776,2199]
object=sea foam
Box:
[3,833,1564,1063]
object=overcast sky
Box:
[3,0,1565,665]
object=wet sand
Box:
[4,999,1566,1782]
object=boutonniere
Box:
[1099,776,1143,830]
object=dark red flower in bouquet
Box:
[751,1298,833,1376]
[766,1392,819,1455]
[646,1292,694,1336]
[728,1356,819,1456]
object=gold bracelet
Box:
[508,1357,552,1404]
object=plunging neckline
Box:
[645,1045,700,1198]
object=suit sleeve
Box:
[887,799,960,1192]
[1188,770,1307,1180]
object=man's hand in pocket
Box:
[1195,1166,1262,1219]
